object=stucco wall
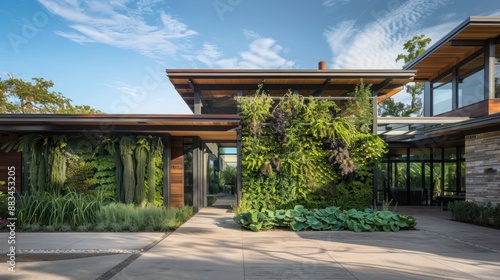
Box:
[465,131,500,206]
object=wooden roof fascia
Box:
[0,114,241,126]
[166,69,416,79]
[404,16,500,73]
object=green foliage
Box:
[134,137,149,204]
[380,34,432,117]
[220,165,237,188]
[396,34,432,64]
[234,205,416,232]
[334,181,373,210]
[0,74,103,114]
[236,85,387,212]
[449,201,500,228]
[208,196,217,206]
[343,81,373,134]
[17,192,104,228]
[148,137,164,204]
[2,134,71,194]
[95,203,193,231]
[120,136,136,204]
[0,191,8,218]
[237,85,273,136]
[65,159,98,194]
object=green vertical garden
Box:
[236,83,387,212]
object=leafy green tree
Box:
[396,34,431,64]
[378,97,406,116]
[379,35,431,117]
[0,74,103,114]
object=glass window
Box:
[458,54,485,108]
[444,162,457,195]
[432,148,442,160]
[410,148,430,161]
[432,74,452,115]
[388,148,407,161]
[219,147,237,155]
[444,147,457,160]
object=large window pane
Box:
[410,148,430,161]
[432,74,452,115]
[444,162,457,195]
[458,56,484,107]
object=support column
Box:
[484,38,496,100]
[162,134,171,208]
[194,90,202,114]
[236,127,242,205]
[424,82,431,117]
[452,68,458,110]
[371,93,378,208]
[192,137,202,212]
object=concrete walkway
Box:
[1,196,500,279]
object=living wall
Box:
[2,134,164,205]
[236,83,387,212]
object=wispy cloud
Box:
[243,29,261,40]
[37,0,198,57]
[323,0,351,7]
[324,0,450,69]
[185,31,295,69]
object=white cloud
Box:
[37,0,198,57]
[323,0,351,7]
[185,35,295,69]
[243,29,261,40]
[324,0,450,69]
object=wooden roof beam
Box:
[312,78,332,96]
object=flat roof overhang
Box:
[424,112,500,138]
[404,16,500,81]
[0,114,240,142]
[166,69,416,113]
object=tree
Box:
[378,97,406,117]
[0,74,103,114]
[379,35,431,117]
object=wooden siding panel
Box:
[488,99,500,114]
[0,150,22,194]
[438,100,489,117]
[170,137,184,207]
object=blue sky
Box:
[1,0,499,114]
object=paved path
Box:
[1,196,500,279]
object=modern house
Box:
[378,16,500,207]
[1,16,499,211]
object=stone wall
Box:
[465,131,500,206]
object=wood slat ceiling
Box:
[406,17,500,81]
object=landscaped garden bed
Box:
[234,205,416,232]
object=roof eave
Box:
[403,16,500,71]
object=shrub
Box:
[0,191,8,219]
[95,203,193,231]
[17,192,103,227]
[234,205,416,232]
[449,201,499,228]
